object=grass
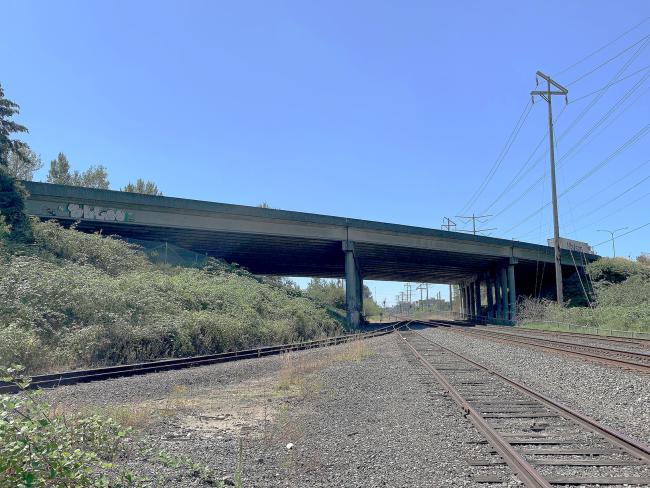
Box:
[0,219,343,373]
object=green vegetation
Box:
[304,278,381,320]
[1,366,246,487]
[518,257,650,332]
[0,219,342,373]
[121,178,162,196]
[47,152,110,189]
[1,366,136,487]
[0,83,33,240]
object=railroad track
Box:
[485,326,650,349]
[444,326,650,373]
[397,325,650,487]
[0,324,398,394]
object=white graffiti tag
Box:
[67,203,129,222]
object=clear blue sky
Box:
[4,1,649,305]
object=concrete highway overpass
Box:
[22,181,597,327]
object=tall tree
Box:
[0,83,31,239]
[121,178,162,195]
[48,154,109,189]
[47,152,72,185]
[6,146,42,181]
[73,165,109,189]
[0,83,28,166]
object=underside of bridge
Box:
[23,181,597,328]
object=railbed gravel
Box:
[45,333,524,487]
[424,327,650,444]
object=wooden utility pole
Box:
[531,71,568,305]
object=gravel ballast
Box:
[45,333,523,487]
[423,327,650,444]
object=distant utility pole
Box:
[455,213,496,236]
[416,283,429,310]
[531,70,568,305]
[405,283,412,303]
[441,217,457,231]
[597,227,628,257]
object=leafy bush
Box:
[518,257,650,331]
[0,220,342,373]
[0,366,135,487]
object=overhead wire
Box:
[592,221,650,248]
[480,105,566,214]
[457,99,532,215]
[565,33,650,86]
[566,189,650,236]
[569,64,650,104]
[504,123,650,235]
[573,173,650,223]
[489,39,650,222]
[554,16,650,76]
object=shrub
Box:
[0,220,342,373]
[0,366,135,487]
[517,257,650,332]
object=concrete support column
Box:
[494,273,502,320]
[508,259,517,322]
[342,241,362,328]
[474,280,482,322]
[461,285,467,319]
[499,267,508,323]
[468,283,475,321]
[486,274,494,321]
[459,285,464,318]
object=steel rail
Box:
[406,326,650,463]
[397,328,552,487]
[0,324,399,394]
[489,326,650,347]
[471,327,650,358]
[450,326,650,373]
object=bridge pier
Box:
[474,280,482,322]
[499,267,508,322]
[459,284,464,318]
[486,273,494,320]
[343,241,363,328]
[495,272,503,321]
[508,258,518,322]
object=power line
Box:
[555,158,650,218]
[592,222,650,248]
[481,105,567,214]
[455,213,496,236]
[596,227,628,257]
[569,64,650,104]
[565,33,650,86]
[503,123,650,234]
[490,43,650,221]
[554,16,650,76]
[572,173,650,224]
[457,99,532,215]
[565,189,650,237]
[470,32,648,223]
